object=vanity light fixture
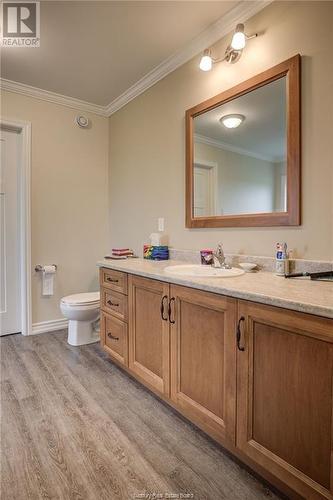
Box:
[230,23,246,50]
[199,49,213,72]
[219,114,245,129]
[199,23,258,71]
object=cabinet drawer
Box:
[101,288,127,321]
[101,311,128,366]
[100,268,127,294]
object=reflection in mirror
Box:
[193,77,287,217]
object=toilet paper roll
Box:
[43,265,56,274]
[42,265,56,296]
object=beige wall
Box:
[109,1,333,260]
[1,91,109,324]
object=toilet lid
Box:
[61,291,100,306]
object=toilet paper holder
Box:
[35,264,57,272]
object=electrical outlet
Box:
[158,217,164,232]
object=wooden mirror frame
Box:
[186,55,301,228]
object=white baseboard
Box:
[31,318,68,335]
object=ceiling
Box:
[194,77,287,162]
[1,1,238,106]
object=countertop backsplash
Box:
[169,248,333,274]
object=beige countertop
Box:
[97,258,333,319]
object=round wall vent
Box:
[75,115,89,128]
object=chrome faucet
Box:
[212,244,231,269]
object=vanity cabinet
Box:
[237,300,333,500]
[170,284,237,445]
[99,267,333,500]
[128,275,170,397]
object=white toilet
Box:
[60,292,100,346]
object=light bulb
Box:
[199,51,212,72]
[231,23,246,51]
[220,114,245,129]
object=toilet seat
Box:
[61,291,100,307]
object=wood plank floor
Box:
[1,330,283,500]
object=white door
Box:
[0,129,21,335]
[194,164,216,216]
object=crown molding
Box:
[0,78,108,117]
[106,0,273,116]
[194,133,283,163]
[1,0,273,117]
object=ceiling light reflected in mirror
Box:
[220,114,245,129]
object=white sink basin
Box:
[164,264,245,278]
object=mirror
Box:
[186,55,301,228]
[194,78,287,217]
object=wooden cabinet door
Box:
[128,275,170,397]
[237,300,333,500]
[170,284,237,445]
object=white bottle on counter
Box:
[275,258,289,276]
[275,242,290,276]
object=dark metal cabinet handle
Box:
[160,295,168,321]
[236,316,245,351]
[107,332,119,341]
[106,277,119,283]
[168,297,176,324]
[107,299,119,307]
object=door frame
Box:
[194,159,218,215]
[1,118,32,336]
